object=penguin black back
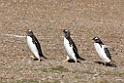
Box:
[63,29,85,60]
[26,29,47,59]
[92,37,111,60]
[93,37,104,44]
[91,37,116,67]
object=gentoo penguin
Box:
[90,37,116,67]
[61,29,85,63]
[23,29,47,62]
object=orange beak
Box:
[89,38,93,40]
[59,29,64,33]
[23,30,27,32]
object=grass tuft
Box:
[41,65,70,72]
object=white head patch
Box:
[29,29,32,32]
[95,37,98,40]
[65,30,68,32]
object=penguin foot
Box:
[36,59,41,62]
[62,59,68,62]
[74,61,78,63]
[30,55,35,59]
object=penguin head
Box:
[63,29,70,38]
[91,37,103,44]
[23,29,34,36]
[93,37,99,40]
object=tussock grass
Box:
[0,80,60,83]
[103,71,124,77]
[41,65,70,72]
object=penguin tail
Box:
[40,53,47,59]
[78,57,85,60]
[38,51,47,59]
[75,53,85,60]
[42,55,47,59]
[76,54,85,60]
[106,61,117,67]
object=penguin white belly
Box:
[94,43,111,62]
[64,37,76,60]
[26,36,40,59]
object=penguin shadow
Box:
[94,61,117,67]
[106,62,117,67]
[68,59,80,63]
[67,59,85,63]
[32,58,43,62]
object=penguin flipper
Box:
[104,48,112,60]
[103,45,111,48]
[73,45,85,60]
[32,36,47,59]
[72,42,85,60]
[68,37,85,61]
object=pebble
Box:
[47,76,53,79]
[41,77,47,81]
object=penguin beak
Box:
[59,29,64,33]
[89,38,93,40]
[23,30,27,32]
